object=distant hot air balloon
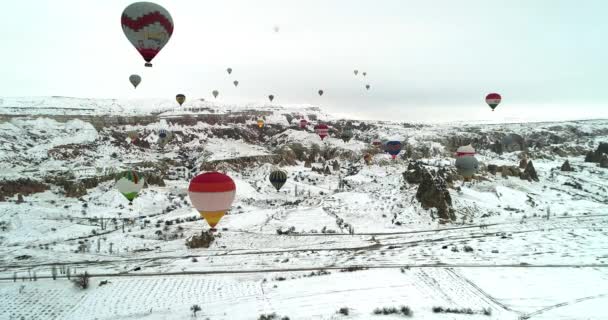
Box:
[188,172,236,231]
[226,67,232,75]
[363,153,372,165]
[121,2,174,67]
[318,90,324,96]
[340,129,353,143]
[269,170,287,191]
[127,130,138,143]
[129,74,141,88]
[354,70,359,76]
[455,155,479,179]
[273,25,280,33]
[233,80,239,87]
[257,118,265,128]
[365,84,371,90]
[159,129,168,139]
[371,139,382,148]
[485,93,501,111]
[456,145,476,157]
[299,119,308,129]
[314,124,329,140]
[176,94,185,106]
[362,72,367,77]
[212,90,219,99]
[268,95,274,102]
[385,141,402,159]
[115,170,145,204]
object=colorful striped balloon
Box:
[385,141,402,159]
[456,144,476,157]
[314,124,329,140]
[115,171,145,203]
[121,2,174,67]
[485,93,502,111]
[188,172,236,230]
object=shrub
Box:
[190,304,202,317]
[373,305,413,317]
[72,272,90,290]
[338,307,349,315]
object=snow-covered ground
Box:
[1,98,607,319]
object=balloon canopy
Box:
[456,145,476,157]
[188,172,236,230]
[314,124,329,140]
[121,2,174,67]
[212,90,219,98]
[175,94,185,106]
[129,74,141,88]
[115,171,145,203]
[385,141,402,159]
[455,156,479,178]
[269,170,287,191]
[486,93,502,111]
[299,119,308,129]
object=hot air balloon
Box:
[129,74,141,88]
[314,124,329,140]
[371,139,382,148]
[362,72,367,77]
[176,94,185,106]
[299,119,308,129]
[159,129,167,139]
[121,2,174,67]
[365,84,371,90]
[115,170,145,204]
[363,153,372,165]
[385,141,402,159]
[188,172,236,231]
[269,169,287,191]
[456,144,476,157]
[226,67,232,75]
[127,130,138,143]
[233,80,239,87]
[257,118,265,128]
[212,90,219,99]
[455,155,479,179]
[273,25,280,33]
[340,129,353,143]
[354,70,359,76]
[268,95,274,102]
[318,90,324,96]
[485,93,501,111]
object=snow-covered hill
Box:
[1,97,607,320]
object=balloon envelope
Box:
[129,74,141,88]
[314,124,329,140]
[456,145,476,157]
[385,141,402,159]
[121,2,174,67]
[257,119,265,128]
[188,172,236,229]
[485,93,502,111]
[212,90,219,98]
[226,67,232,74]
[233,80,239,87]
[115,171,145,202]
[365,84,371,90]
[176,94,185,106]
[299,119,308,129]
[318,90,324,96]
[269,170,287,191]
[268,95,274,102]
[455,156,479,178]
[340,129,353,142]
[354,70,359,75]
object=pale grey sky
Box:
[1,0,607,121]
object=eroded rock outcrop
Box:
[415,170,455,222]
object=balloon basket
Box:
[145,62,152,67]
[209,228,217,232]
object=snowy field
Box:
[1,98,607,319]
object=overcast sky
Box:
[1,0,607,121]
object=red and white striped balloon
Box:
[188,172,236,230]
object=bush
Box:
[432,306,477,315]
[190,304,202,317]
[372,305,412,317]
[72,272,90,290]
[338,307,349,315]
